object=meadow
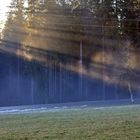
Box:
[0,105,140,140]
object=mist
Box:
[0,0,139,107]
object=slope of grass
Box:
[0,105,140,140]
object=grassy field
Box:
[0,105,140,140]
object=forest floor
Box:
[0,104,140,140]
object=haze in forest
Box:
[0,0,139,106]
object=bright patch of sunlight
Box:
[0,0,12,36]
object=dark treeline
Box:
[1,0,140,56]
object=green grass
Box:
[0,105,140,140]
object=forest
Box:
[0,0,139,106]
